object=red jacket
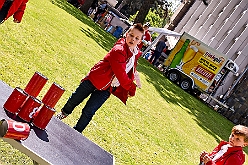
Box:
[84,38,141,104]
[0,0,28,23]
[205,141,245,165]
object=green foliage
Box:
[128,0,174,28]
[129,9,169,39]
[129,8,170,28]
[146,9,164,28]
[1,0,248,165]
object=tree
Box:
[133,0,155,24]
[118,0,208,25]
[116,0,169,24]
[80,0,208,27]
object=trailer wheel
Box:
[168,71,180,82]
[180,79,192,91]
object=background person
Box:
[93,0,107,22]
[87,0,98,16]
[199,125,248,165]
[137,22,151,51]
[56,23,145,133]
[149,38,167,66]
[0,0,28,24]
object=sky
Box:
[167,0,182,11]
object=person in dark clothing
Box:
[56,24,145,133]
[149,38,167,66]
[91,0,98,10]
[93,0,107,22]
[87,0,98,16]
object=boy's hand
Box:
[200,151,208,162]
[202,154,211,164]
[134,71,141,88]
[13,19,20,23]
[200,151,211,164]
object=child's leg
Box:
[152,52,161,65]
[61,80,96,115]
[73,89,111,132]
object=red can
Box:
[0,119,30,140]
[18,96,42,122]
[42,83,65,108]
[3,87,28,114]
[32,105,56,130]
[24,72,48,97]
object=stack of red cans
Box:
[2,71,65,141]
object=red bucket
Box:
[3,87,28,114]
[33,105,56,130]
[42,83,65,108]
[18,96,42,122]
[24,72,48,97]
[0,119,30,140]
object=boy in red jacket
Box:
[56,23,144,133]
[200,125,248,165]
[0,0,28,24]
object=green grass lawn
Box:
[0,0,248,164]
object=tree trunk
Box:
[134,0,154,24]
[80,0,93,14]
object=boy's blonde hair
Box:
[232,125,248,142]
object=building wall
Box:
[170,0,248,99]
[221,67,248,125]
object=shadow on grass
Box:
[137,58,248,154]
[50,0,116,52]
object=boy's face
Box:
[126,28,143,50]
[229,133,248,147]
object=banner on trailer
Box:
[164,32,228,91]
